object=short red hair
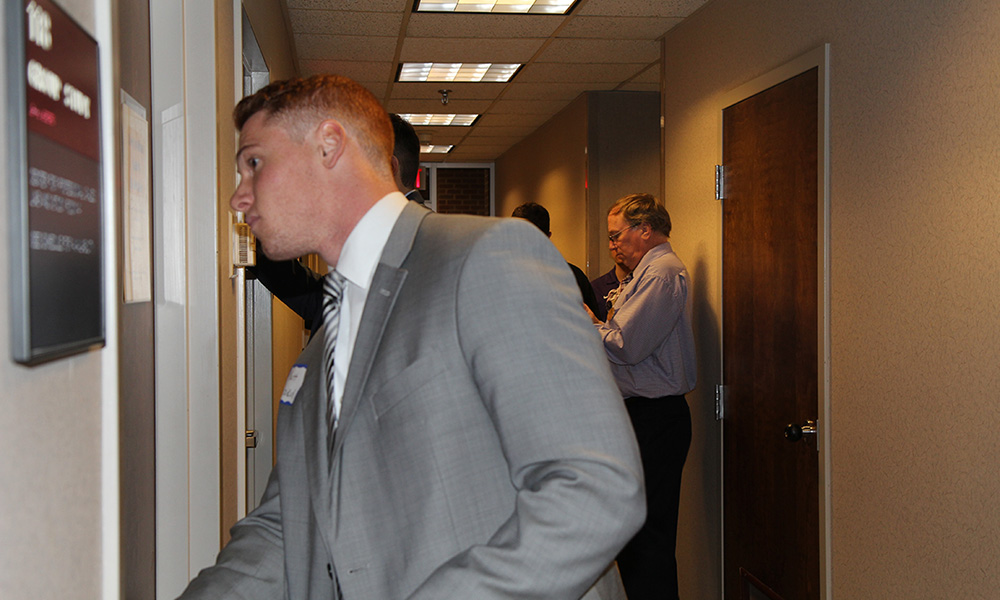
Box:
[233,74,393,175]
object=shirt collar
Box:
[634,240,673,272]
[335,191,409,290]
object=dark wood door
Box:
[722,67,819,600]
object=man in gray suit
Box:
[247,113,427,331]
[179,74,644,600]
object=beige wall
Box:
[585,92,661,277]
[496,95,589,267]
[496,92,660,276]
[0,2,104,599]
[662,0,1000,597]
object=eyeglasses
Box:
[608,224,637,244]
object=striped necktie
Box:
[322,271,347,444]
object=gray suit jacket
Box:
[180,203,645,599]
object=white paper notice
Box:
[162,103,186,306]
[122,92,152,302]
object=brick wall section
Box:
[435,168,491,215]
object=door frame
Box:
[241,5,273,514]
[717,43,832,600]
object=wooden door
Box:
[722,67,820,600]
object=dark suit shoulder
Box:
[568,262,600,316]
[247,244,324,326]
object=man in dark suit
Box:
[590,255,630,322]
[179,74,644,600]
[389,113,427,207]
[511,201,600,316]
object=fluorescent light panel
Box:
[398,62,520,83]
[400,113,478,126]
[421,144,454,154]
[415,0,575,14]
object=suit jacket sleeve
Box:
[407,220,645,600]
[247,241,324,329]
[568,262,601,317]
[176,468,286,599]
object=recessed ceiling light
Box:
[398,62,521,83]
[400,114,479,126]
[415,0,576,14]
[421,144,454,154]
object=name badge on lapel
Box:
[280,364,308,405]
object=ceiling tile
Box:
[286,0,410,11]
[491,98,572,114]
[298,60,396,81]
[557,16,682,39]
[627,64,660,84]
[446,145,513,157]
[295,33,398,61]
[575,0,706,18]
[385,98,493,113]
[536,38,659,63]
[502,81,615,100]
[401,37,546,63]
[413,127,470,140]
[471,124,540,137]
[460,134,523,146]
[476,112,550,128]
[407,13,564,38]
[273,0,713,161]
[617,82,659,92]
[454,142,515,152]
[515,62,646,82]
[359,82,390,99]
[288,10,403,35]
[389,81,508,100]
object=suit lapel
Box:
[293,338,336,538]
[330,202,428,461]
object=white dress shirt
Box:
[329,191,408,419]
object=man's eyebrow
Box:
[235,143,255,164]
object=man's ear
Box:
[390,155,401,178]
[317,119,347,168]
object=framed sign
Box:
[7,0,104,365]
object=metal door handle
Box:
[784,420,817,442]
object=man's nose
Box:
[230,178,251,213]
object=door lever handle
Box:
[784,420,817,442]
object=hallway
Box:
[3,1,1000,599]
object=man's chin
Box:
[259,241,295,262]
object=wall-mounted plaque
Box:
[7,0,104,364]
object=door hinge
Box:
[715,165,726,200]
[245,429,258,448]
[715,384,727,420]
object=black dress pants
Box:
[617,395,692,600]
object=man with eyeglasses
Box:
[585,193,697,600]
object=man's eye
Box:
[248,157,260,169]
